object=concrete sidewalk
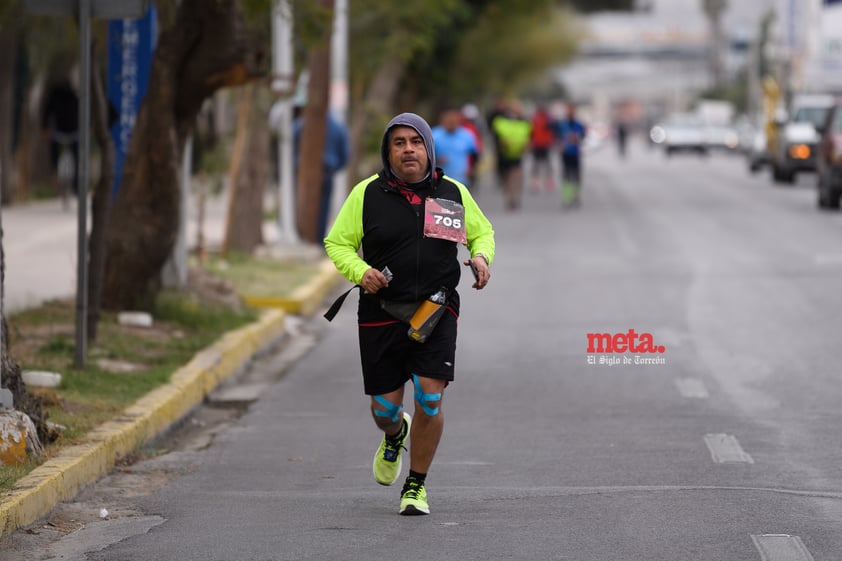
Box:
[2,198,79,314]
[1,189,304,313]
[0,193,344,536]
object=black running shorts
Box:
[358,309,457,395]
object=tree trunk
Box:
[0,32,17,204]
[11,34,29,201]
[295,0,333,244]
[222,85,268,254]
[0,222,48,443]
[347,56,407,182]
[87,40,116,341]
[102,0,267,311]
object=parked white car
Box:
[650,114,708,156]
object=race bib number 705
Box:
[423,198,466,244]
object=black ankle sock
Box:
[386,418,407,444]
[408,470,426,484]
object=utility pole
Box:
[702,0,727,89]
[272,0,299,245]
[328,0,348,228]
[747,37,761,123]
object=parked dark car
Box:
[816,100,842,209]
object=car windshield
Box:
[666,117,701,129]
[793,106,830,128]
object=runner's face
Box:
[388,126,428,183]
[442,110,461,132]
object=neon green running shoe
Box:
[399,479,429,515]
[372,412,411,486]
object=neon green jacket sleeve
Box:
[456,182,496,265]
[324,175,377,285]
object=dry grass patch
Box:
[0,253,322,489]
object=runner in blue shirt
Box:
[552,103,587,208]
[432,108,480,187]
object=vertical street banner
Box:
[107,4,157,197]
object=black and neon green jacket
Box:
[325,169,495,323]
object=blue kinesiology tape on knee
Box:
[373,394,403,423]
[412,374,442,416]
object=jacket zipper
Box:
[386,178,430,302]
[414,203,422,301]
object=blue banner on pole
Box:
[107,4,157,198]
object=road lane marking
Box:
[675,377,709,398]
[704,433,754,464]
[751,534,815,561]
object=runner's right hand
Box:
[361,268,389,294]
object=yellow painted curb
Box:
[243,258,344,316]
[0,308,286,537]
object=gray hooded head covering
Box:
[381,112,436,183]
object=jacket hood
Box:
[381,112,436,183]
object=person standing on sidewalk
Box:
[324,112,495,515]
[285,100,350,242]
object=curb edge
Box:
[0,308,287,536]
[242,258,343,315]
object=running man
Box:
[324,112,495,515]
[553,102,587,208]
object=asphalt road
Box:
[5,139,842,561]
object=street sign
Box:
[108,6,157,197]
[25,0,149,19]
